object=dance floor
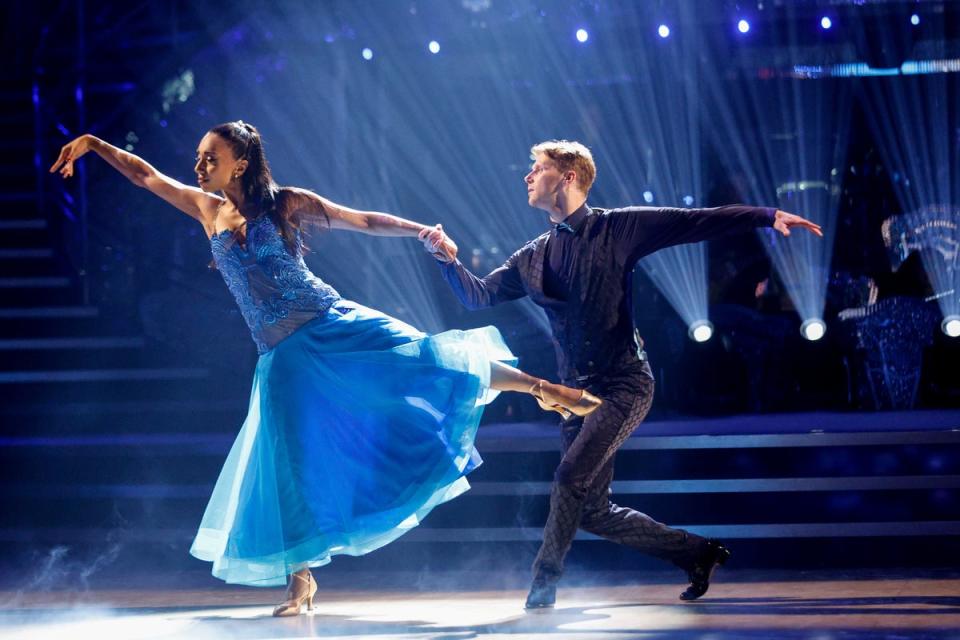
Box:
[2,571,958,639]
[3,411,957,638]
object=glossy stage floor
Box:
[1,569,959,640]
[3,410,958,639]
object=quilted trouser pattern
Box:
[532,372,706,581]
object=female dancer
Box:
[50,121,600,616]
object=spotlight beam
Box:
[863,64,960,323]
[694,1,849,329]
[587,10,711,338]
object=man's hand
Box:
[773,210,823,237]
[418,224,458,263]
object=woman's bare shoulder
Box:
[198,194,226,233]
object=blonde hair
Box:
[530,140,596,192]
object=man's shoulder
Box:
[518,231,549,252]
[584,205,636,225]
[592,205,659,215]
[588,205,665,227]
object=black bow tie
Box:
[555,222,575,234]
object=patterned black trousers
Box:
[532,365,707,582]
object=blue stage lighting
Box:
[801,318,826,341]
[701,51,850,341]
[428,40,440,54]
[911,14,920,26]
[593,24,711,345]
[943,316,960,338]
[737,19,750,34]
[683,195,694,206]
[658,24,670,39]
[362,47,374,60]
[820,17,832,30]
[866,70,960,332]
[576,28,589,43]
[689,320,714,343]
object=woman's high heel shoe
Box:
[273,569,317,617]
[530,380,603,420]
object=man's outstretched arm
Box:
[420,225,527,310]
[610,205,821,264]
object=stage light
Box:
[911,14,920,26]
[737,19,750,34]
[643,191,654,203]
[820,17,832,30]
[576,28,589,43]
[658,24,670,39]
[801,318,826,341]
[689,320,714,343]
[700,4,851,346]
[362,47,374,60]
[683,195,694,206]
[428,40,440,54]
[943,316,960,338]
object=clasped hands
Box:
[418,224,458,263]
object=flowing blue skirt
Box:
[189,300,515,586]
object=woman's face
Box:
[194,132,245,193]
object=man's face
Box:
[524,153,565,211]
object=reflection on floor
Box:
[2,573,959,640]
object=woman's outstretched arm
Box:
[284,187,456,259]
[50,134,221,225]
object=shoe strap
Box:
[290,571,313,587]
[529,380,545,401]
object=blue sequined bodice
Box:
[210,214,341,354]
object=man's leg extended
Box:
[579,456,706,566]
[526,378,654,608]
[577,397,730,601]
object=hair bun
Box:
[236,120,256,135]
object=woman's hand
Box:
[418,224,458,263]
[49,134,95,179]
[48,134,218,224]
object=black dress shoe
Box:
[524,577,557,610]
[680,540,730,601]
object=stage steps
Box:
[0,414,957,581]
[0,81,226,420]
[0,264,214,405]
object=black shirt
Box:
[543,203,589,301]
[440,204,775,383]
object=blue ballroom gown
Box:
[188,214,515,586]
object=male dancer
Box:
[420,140,822,609]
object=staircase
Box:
[0,79,221,428]
[0,411,957,589]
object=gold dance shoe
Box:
[273,569,317,617]
[530,380,603,419]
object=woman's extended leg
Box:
[489,361,602,418]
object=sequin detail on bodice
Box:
[210,214,341,354]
